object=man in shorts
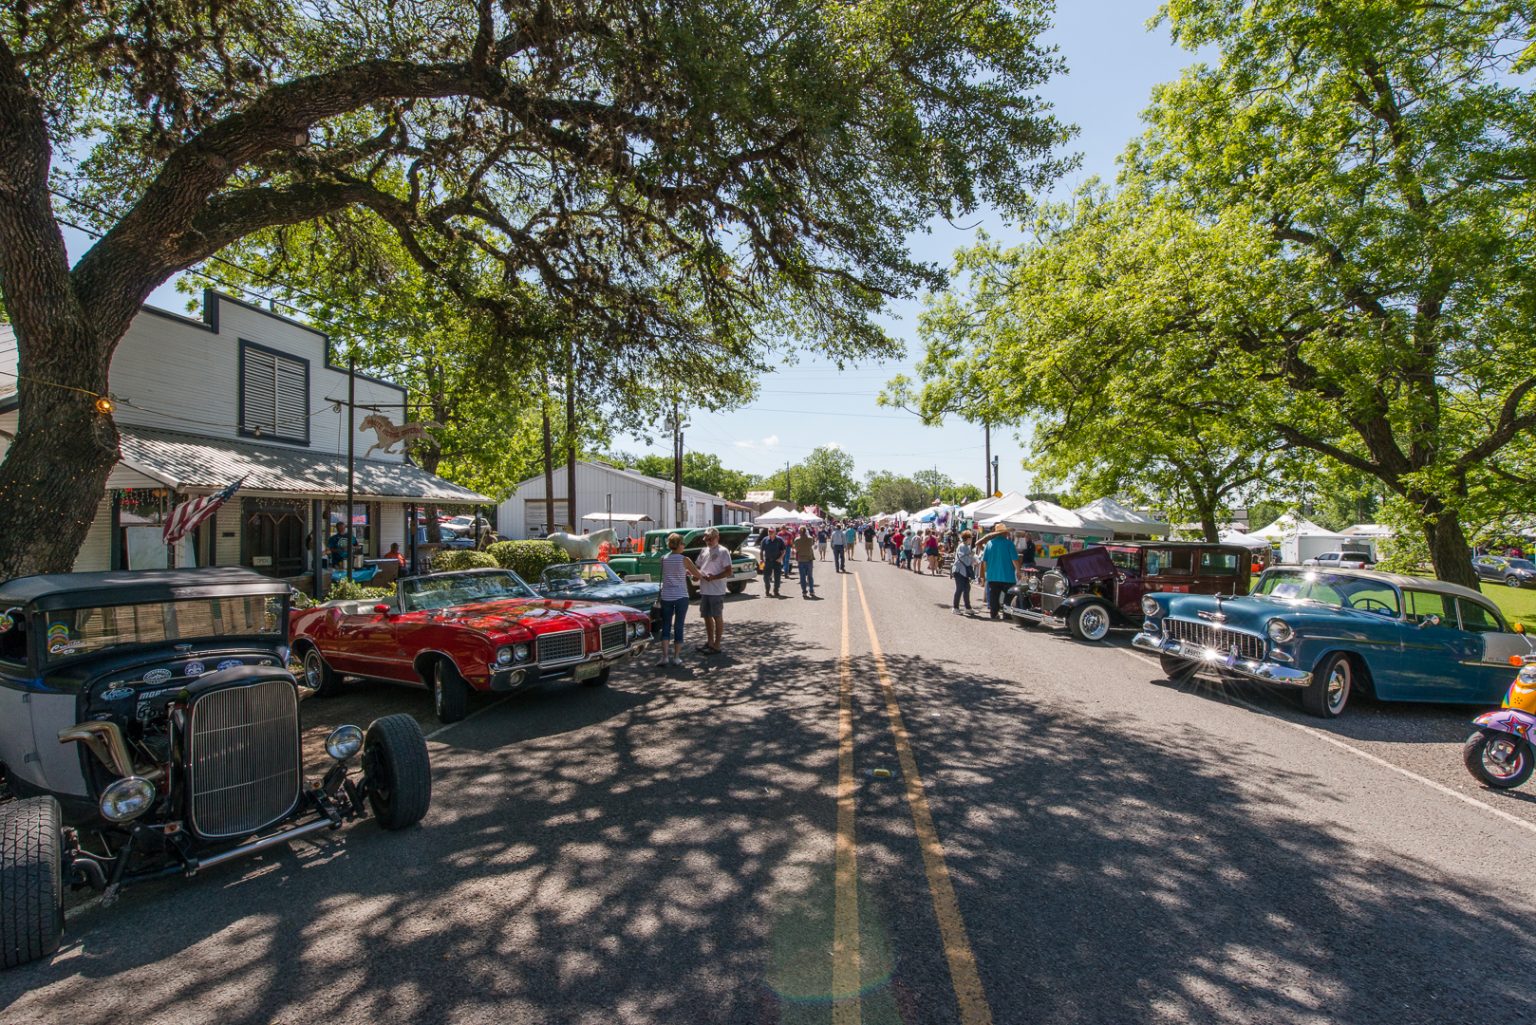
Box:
[694,527,733,654]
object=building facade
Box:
[0,290,485,591]
[499,460,750,539]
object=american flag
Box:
[162,477,246,545]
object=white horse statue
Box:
[546,528,617,561]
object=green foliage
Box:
[430,549,499,573]
[860,469,978,513]
[485,540,571,581]
[325,578,396,603]
[755,446,859,511]
[624,452,754,501]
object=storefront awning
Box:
[117,425,488,504]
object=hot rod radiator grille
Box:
[188,680,301,839]
[538,629,585,666]
[600,622,628,654]
[1166,619,1266,661]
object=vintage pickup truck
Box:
[605,525,758,596]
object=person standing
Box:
[657,533,703,666]
[1020,531,1038,581]
[977,526,1022,620]
[923,531,940,574]
[830,523,847,573]
[760,530,787,597]
[794,527,818,597]
[951,530,977,614]
[844,523,858,562]
[864,524,876,561]
[694,527,733,655]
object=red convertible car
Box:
[291,568,652,722]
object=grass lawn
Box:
[1487,583,1536,632]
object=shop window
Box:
[239,340,309,445]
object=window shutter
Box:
[241,347,277,434]
[240,342,309,443]
[274,357,307,438]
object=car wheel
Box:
[299,646,342,698]
[727,582,747,594]
[1159,653,1198,683]
[431,659,470,724]
[0,796,64,969]
[364,714,432,830]
[1067,603,1112,642]
[1303,653,1352,718]
[582,666,612,688]
[1463,730,1534,789]
[1507,575,1523,589]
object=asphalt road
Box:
[5,553,1536,1024]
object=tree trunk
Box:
[1420,497,1480,590]
[564,353,576,535]
[541,388,555,535]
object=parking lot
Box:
[5,562,1536,1025]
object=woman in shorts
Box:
[656,533,702,667]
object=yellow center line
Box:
[854,572,994,1025]
[833,570,862,1024]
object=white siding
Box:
[378,502,405,553]
[496,460,737,537]
[72,500,112,572]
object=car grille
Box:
[600,622,628,654]
[538,629,585,666]
[187,680,301,839]
[1166,619,1266,661]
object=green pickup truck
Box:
[607,525,758,596]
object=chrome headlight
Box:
[1519,663,1536,684]
[513,643,531,662]
[1044,572,1067,596]
[99,776,157,823]
[1141,595,1161,617]
[496,646,514,665]
[325,724,364,760]
[1266,619,1295,644]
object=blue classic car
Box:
[1134,567,1530,717]
[536,560,662,618]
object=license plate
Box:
[574,662,603,682]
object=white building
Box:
[499,459,750,538]
[0,290,485,590]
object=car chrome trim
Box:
[535,628,585,667]
[187,679,302,839]
[1133,631,1312,687]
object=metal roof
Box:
[117,425,487,503]
[0,567,287,609]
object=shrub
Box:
[431,549,500,572]
[325,578,396,602]
[484,540,571,580]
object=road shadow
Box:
[847,649,1536,1024]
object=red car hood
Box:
[412,597,629,633]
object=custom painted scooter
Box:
[1464,628,1536,790]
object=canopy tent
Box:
[1342,523,1392,538]
[1251,513,1339,540]
[581,512,654,524]
[1218,529,1271,549]
[963,491,1029,520]
[983,499,1103,534]
[1073,497,1170,536]
[755,507,823,526]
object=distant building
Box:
[498,460,749,538]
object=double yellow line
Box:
[834,571,993,1025]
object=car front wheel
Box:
[1159,652,1198,683]
[727,581,747,594]
[432,659,470,723]
[0,796,64,969]
[364,714,432,829]
[1507,575,1524,589]
[1303,653,1353,718]
[1067,603,1112,642]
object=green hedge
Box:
[325,578,396,602]
[431,549,500,572]
[484,540,571,580]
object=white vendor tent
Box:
[964,491,1029,521]
[1073,497,1170,537]
[1251,513,1332,540]
[1342,523,1392,538]
[755,507,822,526]
[983,499,1101,534]
[1218,529,1270,549]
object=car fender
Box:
[1473,708,1536,738]
[413,648,480,690]
[1056,593,1121,622]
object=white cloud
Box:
[825,441,842,450]
[735,434,781,451]
[763,434,780,449]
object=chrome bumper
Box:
[1132,631,1312,687]
[1001,603,1061,627]
[731,565,758,582]
[488,640,650,691]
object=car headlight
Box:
[1266,619,1295,644]
[1045,573,1067,596]
[496,646,514,665]
[1141,595,1161,617]
[513,643,531,662]
[99,776,157,823]
[325,724,364,760]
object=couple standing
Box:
[951,526,1029,618]
[655,528,734,664]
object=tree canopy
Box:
[0,0,1070,575]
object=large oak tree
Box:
[0,0,1069,575]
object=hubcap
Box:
[1327,663,1349,712]
[1485,737,1525,778]
[1083,608,1108,639]
[304,652,321,688]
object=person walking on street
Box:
[951,530,977,614]
[794,527,818,597]
[760,530,786,596]
[656,533,703,666]
[923,531,940,574]
[831,523,847,573]
[845,523,858,562]
[817,526,829,561]
[779,527,794,579]
[977,526,1022,620]
[864,524,876,561]
[693,527,733,655]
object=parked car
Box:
[1135,566,1530,717]
[0,568,430,969]
[1473,554,1536,588]
[606,525,758,596]
[1005,542,1253,642]
[412,525,477,550]
[1303,550,1377,569]
[291,567,652,723]
[535,560,662,627]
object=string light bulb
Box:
[94,395,115,415]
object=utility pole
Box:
[565,340,577,533]
[672,402,684,528]
[345,353,356,582]
[541,377,556,536]
[984,423,992,495]
[785,460,792,504]
[992,454,1000,495]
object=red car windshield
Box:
[401,571,537,612]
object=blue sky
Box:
[108,2,1198,494]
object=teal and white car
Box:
[1135,567,1529,717]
